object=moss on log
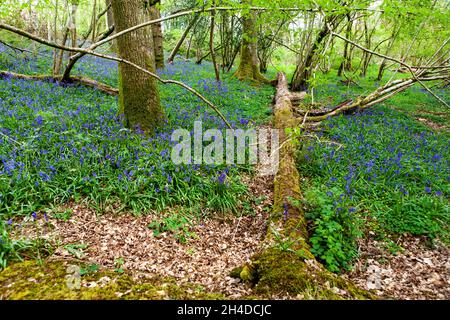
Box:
[233,73,375,299]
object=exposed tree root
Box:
[0,71,118,96]
[232,73,375,299]
[232,66,272,85]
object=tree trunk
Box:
[291,27,328,91]
[337,14,352,77]
[209,3,220,81]
[91,0,97,42]
[105,0,114,29]
[291,14,344,91]
[105,0,115,50]
[52,0,59,75]
[69,2,77,47]
[186,31,195,60]
[54,27,69,75]
[233,73,373,299]
[360,19,371,77]
[111,0,164,133]
[167,13,200,63]
[233,2,269,83]
[377,26,399,81]
[65,1,78,62]
[148,1,164,70]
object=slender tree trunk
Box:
[105,0,115,50]
[377,25,399,81]
[52,0,59,75]
[291,24,329,91]
[360,19,371,77]
[111,0,164,133]
[220,11,229,72]
[54,27,69,75]
[186,31,195,59]
[337,14,352,77]
[65,1,78,62]
[148,1,164,70]
[209,3,220,81]
[105,0,114,29]
[28,0,37,54]
[69,2,77,47]
[233,1,268,83]
[167,13,200,63]
[91,0,97,42]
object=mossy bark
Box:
[111,0,164,134]
[271,73,308,243]
[233,73,375,299]
[243,248,373,299]
[233,2,270,84]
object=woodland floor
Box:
[0,39,449,300]
[6,170,450,300]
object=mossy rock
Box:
[0,260,226,300]
[238,248,375,300]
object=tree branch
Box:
[0,23,232,129]
[326,23,449,107]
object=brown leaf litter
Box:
[5,171,449,299]
[346,235,450,300]
[9,173,273,299]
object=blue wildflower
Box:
[218,172,226,184]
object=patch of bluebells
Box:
[300,106,449,241]
[0,43,274,216]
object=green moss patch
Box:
[237,248,375,300]
[0,260,226,300]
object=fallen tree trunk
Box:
[0,71,118,95]
[293,68,448,124]
[232,72,374,299]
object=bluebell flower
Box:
[283,203,289,221]
[34,115,44,126]
[218,172,226,184]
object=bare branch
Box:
[326,24,449,108]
